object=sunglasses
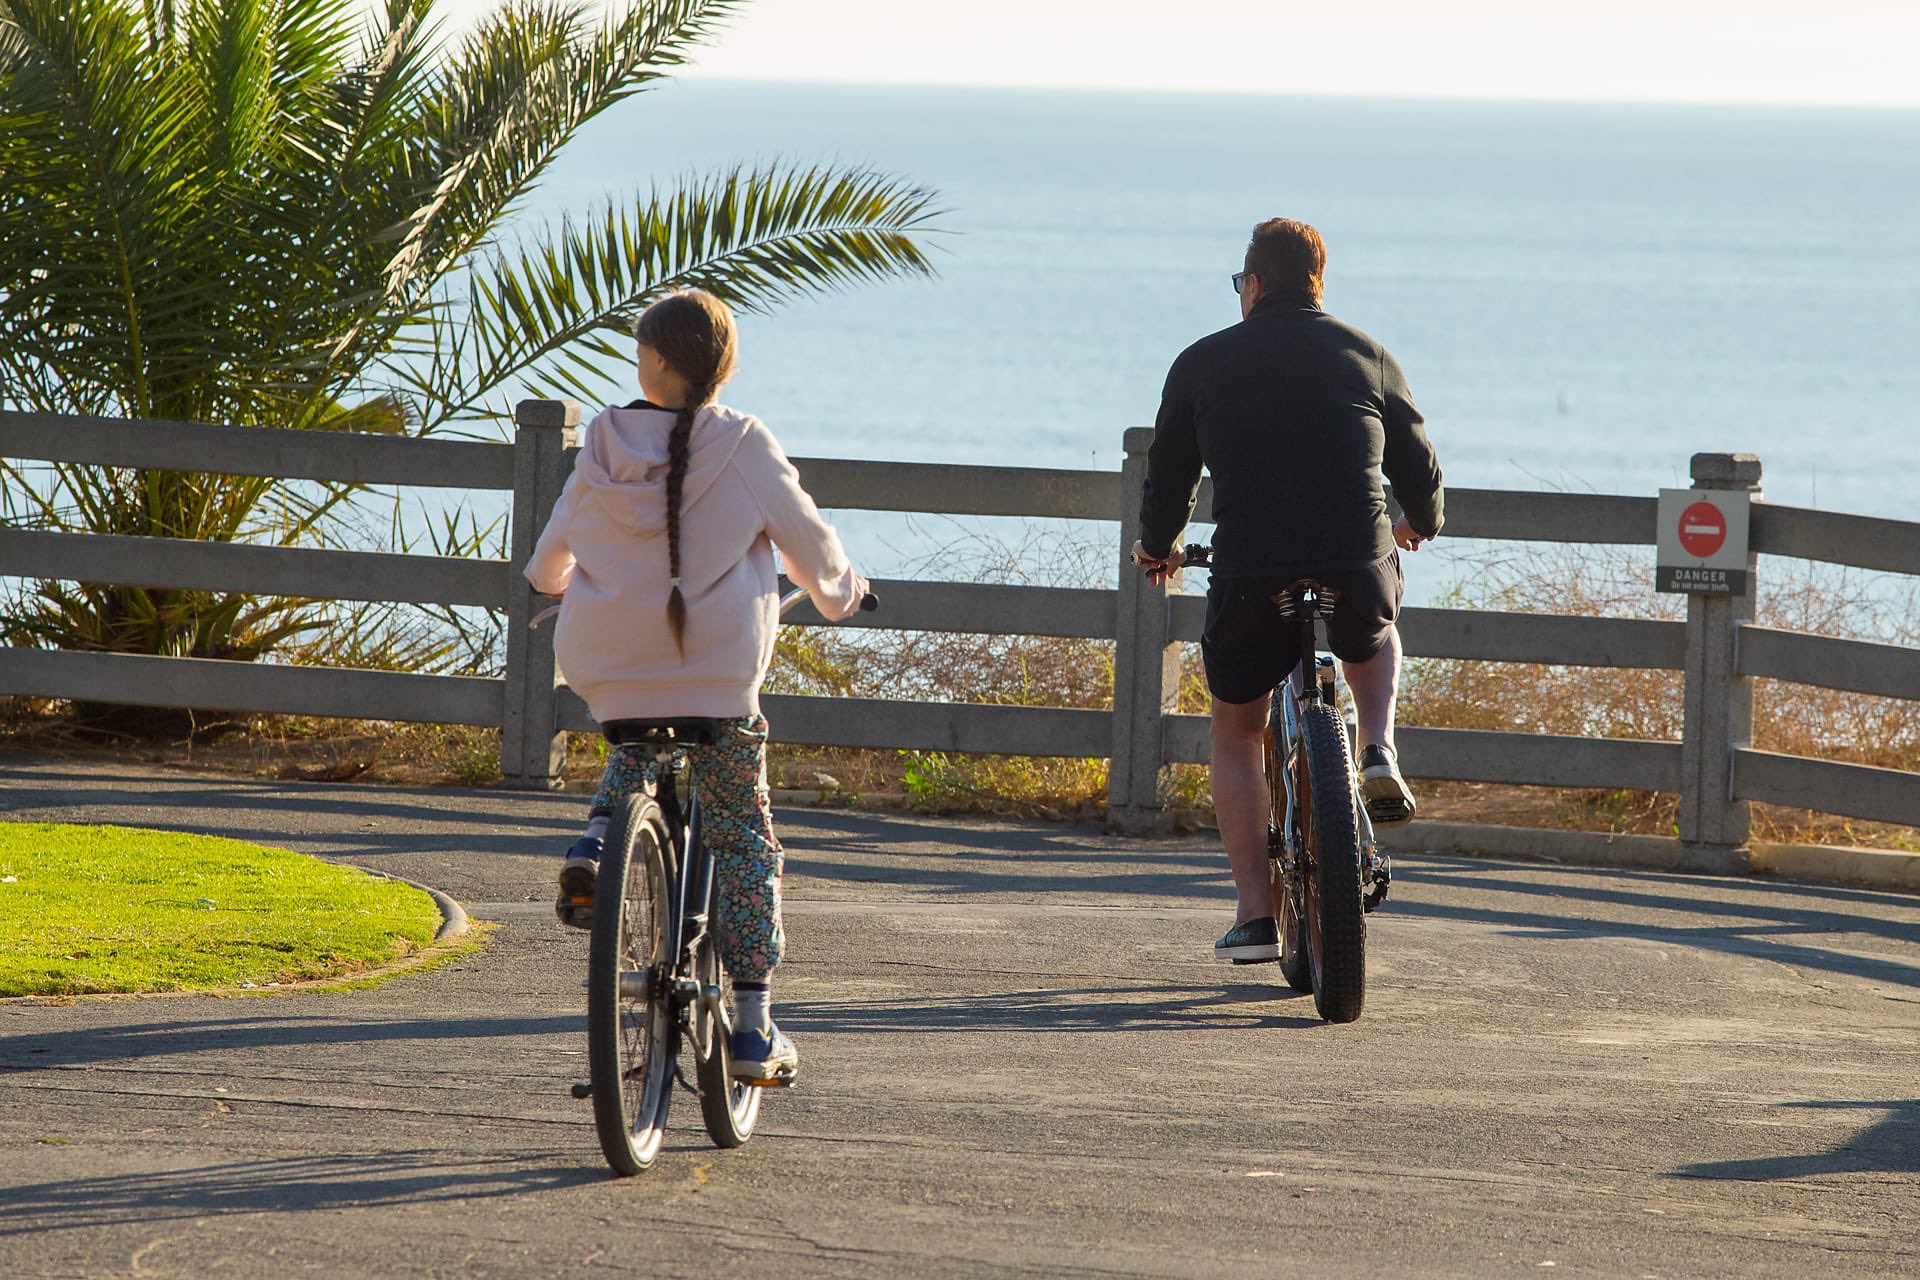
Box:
[1231,270,1254,295]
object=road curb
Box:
[369,871,470,942]
[1749,841,1920,894]
[1382,820,1920,894]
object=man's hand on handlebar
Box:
[1131,540,1185,587]
[1392,517,1431,552]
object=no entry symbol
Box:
[1678,501,1728,558]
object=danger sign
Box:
[1656,489,1751,595]
[1677,501,1727,558]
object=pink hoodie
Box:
[524,401,865,722]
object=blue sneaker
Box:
[554,836,601,929]
[728,1023,799,1084]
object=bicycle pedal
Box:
[554,897,594,930]
[742,1074,796,1089]
[1362,793,1414,827]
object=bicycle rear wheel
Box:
[587,795,677,1174]
[1299,702,1367,1023]
[693,885,762,1147]
[1265,706,1312,992]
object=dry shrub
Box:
[0,702,504,787]
[1404,540,1920,846]
[757,519,1116,815]
[1403,542,1684,742]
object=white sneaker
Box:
[1358,745,1416,827]
[729,1023,799,1084]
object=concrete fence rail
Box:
[4,402,1918,868]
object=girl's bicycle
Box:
[562,587,874,1175]
[1176,546,1391,1024]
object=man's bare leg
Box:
[1339,624,1401,753]
[1341,624,1416,822]
[1210,694,1274,924]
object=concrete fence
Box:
[5,402,1920,868]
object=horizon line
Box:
[675,71,1920,114]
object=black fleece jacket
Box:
[1139,297,1444,577]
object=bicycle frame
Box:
[649,756,731,1058]
[1269,587,1380,868]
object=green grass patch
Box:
[0,823,443,998]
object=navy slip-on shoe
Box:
[1214,915,1281,963]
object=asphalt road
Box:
[3,756,1918,1279]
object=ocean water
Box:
[511,81,1920,579]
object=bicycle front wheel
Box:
[1299,702,1367,1023]
[693,889,761,1147]
[587,795,677,1175]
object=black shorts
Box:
[1200,552,1404,706]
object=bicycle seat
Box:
[600,718,724,747]
[1269,580,1342,620]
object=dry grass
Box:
[0,698,504,788]
[1402,540,1920,848]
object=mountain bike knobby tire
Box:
[1265,711,1313,994]
[694,877,762,1147]
[1299,702,1367,1023]
[587,795,678,1175]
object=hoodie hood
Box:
[572,400,754,534]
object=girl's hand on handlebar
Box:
[1131,540,1184,586]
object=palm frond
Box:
[412,163,943,425]
[0,0,213,415]
[341,1,741,374]
[1,0,945,669]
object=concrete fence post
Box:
[1108,427,1181,834]
[501,399,581,789]
[1676,450,1761,870]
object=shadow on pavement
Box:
[0,1151,601,1235]
[0,1012,580,1072]
[1673,1099,1920,1181]
[0,767,577,850]
[780,983,1322,1034]
[781,811,1230,905]
[1389,862,1920,991]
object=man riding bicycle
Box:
[1132,218,1445,964]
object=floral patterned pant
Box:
[590,714,784,982]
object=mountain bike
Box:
[561,586,875,1175]
[1175,546,1391,1024]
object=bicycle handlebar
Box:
[1135,544,1213,573]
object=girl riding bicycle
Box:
[524,289,870,1083]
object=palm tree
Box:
[0,0,938,671]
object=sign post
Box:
[1672,452,1762,865]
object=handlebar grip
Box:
[860,593,879,612]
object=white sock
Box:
[733,982,771,1033]
[585,813,610,842]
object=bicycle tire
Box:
[1266,707,1312,993]
[694,879,762,1148]
[1300,703,1367,1023]
[587,795,677,1175]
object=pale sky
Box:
[413,0,1919,107]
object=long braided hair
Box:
[633,290,738,654]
